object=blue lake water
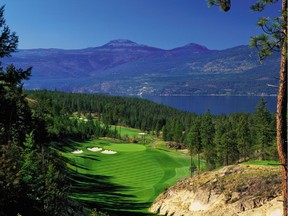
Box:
[145,96,277,115]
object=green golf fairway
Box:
[63,138,191,214]
[112,126,142,137]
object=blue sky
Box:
[2,0,281,50]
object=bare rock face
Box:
[149,165,282,216]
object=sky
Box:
[1,0,282,50]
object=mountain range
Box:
[2,39,280,96]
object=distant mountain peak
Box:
[183,43,209,50]
[168,42,213,55]
[102,39,146,48]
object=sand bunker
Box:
[72,148,117,154]
[72,149,83,154]
[101,150,117,154]
[87,147,102,152]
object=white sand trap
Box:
[189,200,209,211]
[87,147,102,152]
[101,150,117,154]
[72,149,83,154]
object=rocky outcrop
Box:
[166,141,186,150]
[150,165,282,216]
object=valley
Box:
[0,1,286,215]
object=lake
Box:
[145,96,277,115]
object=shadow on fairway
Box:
[56,140,156,215]
[67,167,154,215]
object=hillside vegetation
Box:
[150,164,282,216]
[26,90,278,171]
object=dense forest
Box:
[0,4,278,216]
[26,89,277,171]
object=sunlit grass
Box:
[62,138,191,214]
[242,160,279,166]
[113,126,142,137]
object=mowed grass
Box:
[62,138,190,214]
[111,125,155,143]
[114,126,142,137]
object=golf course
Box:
[60,127,194,215]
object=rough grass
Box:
[242,160,279,166]
[62,138,191,214]
[184,164,281,203]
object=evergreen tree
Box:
[236,114,252,161]
[208,1,287,213]
[220,127,239,165]
[173,119,183,143]
[0,5,32,146]
[214,115,227,166]
[186,117,202,175]
[253,98,275,160]
[0,143,24,215]
[0,6,18,58]
[0,6,83,215]
[0,65,32,145]
[200,110,216,170]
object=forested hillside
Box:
[26,90,190,139]
[26,90,277,170]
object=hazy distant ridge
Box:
[3,39,280,96]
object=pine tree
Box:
[208,1,287,213]
[254,98,275,160]
[236,114,252,161]
[0,65,32,145]
[200,110,216,170]
[186,117,202,175]
[0,5,32,146]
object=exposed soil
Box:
[149,164,282,216]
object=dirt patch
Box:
[150,164,282,216]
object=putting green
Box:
[103,143,146,152]
[64,139,191,214]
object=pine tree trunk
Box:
[277,1,287,214]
